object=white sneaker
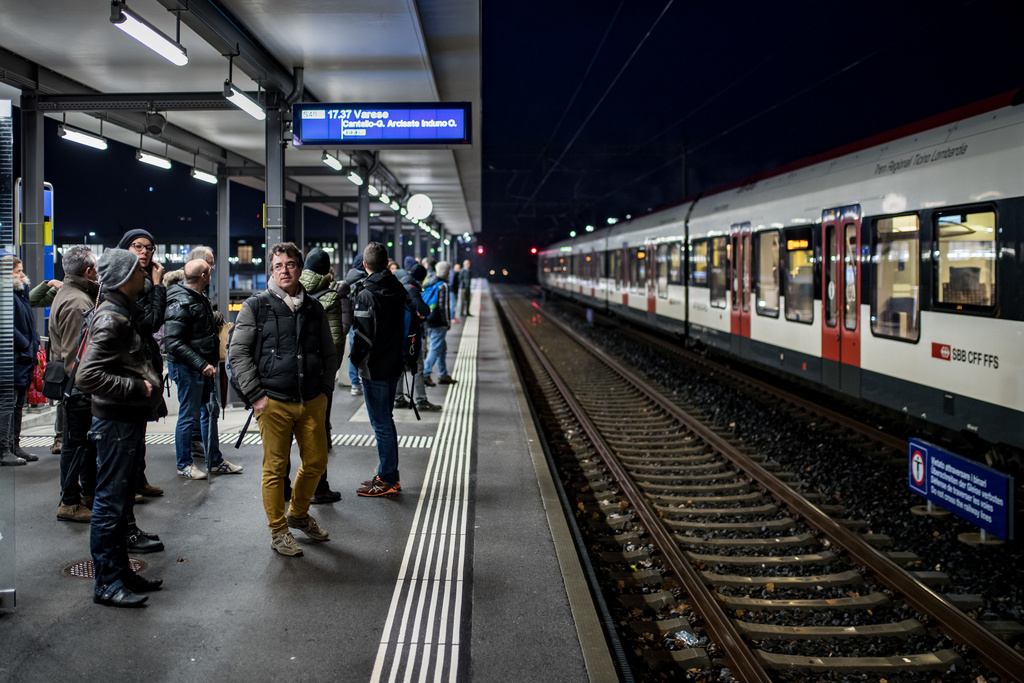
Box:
[208,460,243,474]
[271,530,303,557]
[178,464,208,480]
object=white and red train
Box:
[539,90,1024,462]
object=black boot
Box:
[311,477,341,504]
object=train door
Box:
[730,223,752,341]
[645,243,657,312]
[820,206,861,395]
[621,245,630,306]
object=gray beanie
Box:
[435,260,450,279]
[97,248,139,290]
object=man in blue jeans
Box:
[76,249,167,607]
[423,261,458,387]
[164,259,242,479]
[351,242,407,497]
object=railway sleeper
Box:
[633,471,747,483]
[619,590,678,612]
[642,648,713,672]
[717,592,891,611]
[662,517,797,533]
[637,479,751,492]
[610,569,664,587]
[686,550,836,566]
[703,568,864,589]
[677,532,818,549]
[649,491,764,505]
[734,617,925,640]
[654,502,782,518]
[753,648,963,673]
[614,451,714,462]
[908,570,951,587]
[625,461,727,473]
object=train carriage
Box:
[539,91,1024,456]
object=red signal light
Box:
[477,247,484,254]
[530,247,538,254]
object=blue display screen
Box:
[293,102,471,147]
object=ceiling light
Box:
[367,185,379,197]
[110,1,188,66]
[379,192,390,204]
[347,170,364,186]
[58,124,107,150]
[406,193,433,220]
[137,150,171,169]
[223,80,266,121]
[390,201,399,211]
[321,151,342,171]
[191,168,217,184]
[400,207,407,216]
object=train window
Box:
[783,229,814,323]
[669,242,683,284]
[844,223,858,331]
[755,231,780,317]
[870,214,919,341]
[935,209,996,312]
[609,249,620,290]
[636,248,647,295]
[657,244,669,298]
[690,239,708,287]
[709,237,728,308]
[824,226,839,327]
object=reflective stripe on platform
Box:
[371,287,480,683]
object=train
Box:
[538,90,1024,472]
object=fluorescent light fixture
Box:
[321,151,342,171]
[379,192,390,204]
[59,124,107,150]
[137,150,171,169]
[585,225,594,232]
[406,193,433,220]
[223,80,266,121]
[367,185,379,197]
[191,168,217,184]
[390,201,399,211]
[347,170,364,186]
[110,1,188,66]
[400,207,407,216]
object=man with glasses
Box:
[228,243,338,557]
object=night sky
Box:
[11,1,1024,281]
[482,0,1023,279]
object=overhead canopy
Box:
[0,0,481,236]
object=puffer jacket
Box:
[49,274,100,374]
[349,270,407,381]
[299,269,345,362]
[227,279,339,405]
[76,290,167,422]
[164,282,219,370]
[13,284,39,387]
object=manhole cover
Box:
[63,558,146,579]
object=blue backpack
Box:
[421,280,445,325]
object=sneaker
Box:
[438,375,458,385]
[178,464,208,480]
[137,483,164,497]
[0,451,27,466]
[50,439,62,454]
[362,478,401,491]
[271,530,303,557]
[350,385,363,396]
[357,476,400,497]
[423,376,436,387]
[416,401,442,412]
[57,502,92,523]
[15,446,38,462]
[134,493,144,503]
[286,513,329,541]
[208,460,243,475]
[451,318,459,324]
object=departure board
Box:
[293,102,471,148]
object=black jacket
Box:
[76,290,167,422]
[12,285,39,386]
[350,271,407,380]
[164,282,219,370]
[227,279,339,405]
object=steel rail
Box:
[535,301,1024,682]
[502,297,772,683]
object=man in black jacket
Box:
[76,249,167,607]
[228,243,338,557]
[352,243,407,497]
[165,259,241,479]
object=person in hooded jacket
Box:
[396,263,440,412]
[343,254,368,396]
[0,256,40,466]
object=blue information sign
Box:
[908,439,1014,540]
[293,102,471,148]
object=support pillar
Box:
[216,169,230,318]
[413,220,421,260]
[393,214,403,264]
[264,107,285,262]
[357,172,369,255]
[20,107,45,332]
[295,194,305,253]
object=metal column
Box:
[295,194,305,253]
[392,212,403,264]
[264,107,285,259]
[216,168,230,317]
[356,173,369,255]
[20,108,45,331]
[413,219,421,260]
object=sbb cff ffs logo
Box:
[931,343,999,368]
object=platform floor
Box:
[0,283,613,682]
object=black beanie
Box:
[305,247,330,275]
[118,229,155,250]
[409,264,427,282]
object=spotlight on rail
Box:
[145,112,167,136]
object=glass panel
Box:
[784,231,814,323]
[0,102,14,608]
[690,240,708,287]
[756,231,780,316]
[657,244,668,298]
[870,215,919,340]
[731,236,740,311]
[936,210,996,309]
[709,237,728,308]
[825,226,839,327]
[844,223,858,331]
[741,234,750,313]
[669,242,682,284]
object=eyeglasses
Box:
[130,242,156,253]
[272,261,299,272]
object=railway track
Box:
[495,286,1024,682]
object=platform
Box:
[0,282,614,682]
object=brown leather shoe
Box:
[50,439,62,454]
[438,375,458,385]
[57,503,92,523]
[423,376,435,387]
[138,483,164,497]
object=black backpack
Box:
[402,298,422,373]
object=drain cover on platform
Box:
[63,558,146,579]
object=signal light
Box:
[477,247,484,255]
[530,247,538,254]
